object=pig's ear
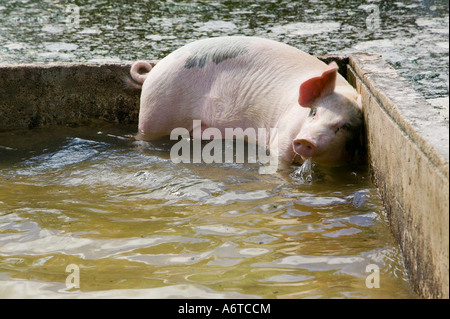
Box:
[298,62,338,108]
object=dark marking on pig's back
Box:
[184,38,249,69]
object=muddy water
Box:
[0,124,414,298]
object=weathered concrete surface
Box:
[348,54,449,299]
[428,97,449,121]
[0,62,150,129]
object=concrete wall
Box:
[0,62,144,129]
[1,57,448,298]
[348,54,449,299]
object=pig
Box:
[130,36,363,167]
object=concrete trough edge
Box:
[0,62,147,130]
[348,54,449,178]
[1,55,449,298]
[348,53,449,299]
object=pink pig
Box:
[130,36,363,166]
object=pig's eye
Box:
[335,123,352,134]
[342,123,352,131]
[309,108,317,117]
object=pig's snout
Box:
[293,139,316,159]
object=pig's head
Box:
[293,62,363,166]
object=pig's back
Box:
[140,37,338,131]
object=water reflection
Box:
[0,125,415,298]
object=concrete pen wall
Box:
[347,54,449,299]
[0,62,153,129]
